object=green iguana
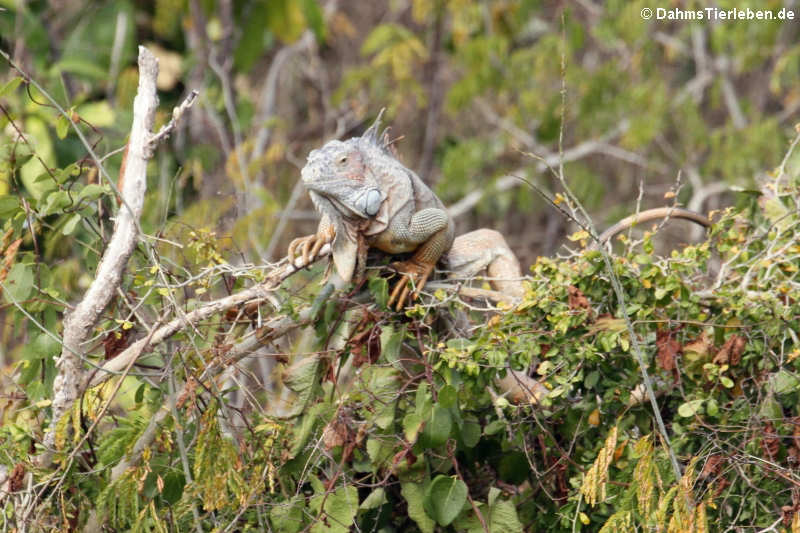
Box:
[288,113,526,310]
[287,114,711,403]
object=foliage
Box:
[2,1,800,531]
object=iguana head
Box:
[301,111,400,282]
[301,111,396,221]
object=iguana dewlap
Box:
[288,114,524,309]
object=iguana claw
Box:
[288,225,335,266]
[387,259,435,310]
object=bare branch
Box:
[41,47,198,464]
[41,47,160,461]
[148,89,199,149]
[87,247,330,388]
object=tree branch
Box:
[41,47,198,465]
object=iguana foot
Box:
[387,259,435,310]
[288,225,335,267]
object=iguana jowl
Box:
[288,113,524,309]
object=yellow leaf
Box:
[568,230,590,242]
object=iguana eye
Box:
[338,155,348,165]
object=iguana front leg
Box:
[383,208,454,310]
[288,215,335,266]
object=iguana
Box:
[288,113,526,310]
[287,114,711,403]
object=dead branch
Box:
[87,249,330,388]
[41,47,197,464]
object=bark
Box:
[40,47,159,464]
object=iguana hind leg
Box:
[388,257,436,311]
[384,208,454,310]
[444,229,525,300]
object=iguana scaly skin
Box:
[288,114,524,310]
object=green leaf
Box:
[233,2,271,72]
[421,405,452,448]
[365,367,399,429]
[77,101,115,127]
[488,498,524,533]
[41,190,71,215]
[3,263,34,303]
[0,77,23,98]
[360,488,386,510]
[52,57,109,80]
[289,402,328,458]
[459,421,481,448]
[677,399,704,418]
[706,397,719,417]
[78,183,109,202]
[403,412,424,442]
[309,486,358,533]
[285,354,320,393]
[55,163,81,184]
[380,323,406,367]
[368,276,389,308]
[366,437,394,468]
[759,396,783,420]
[771,369,800,395]
[55,114,70,139]
[270,496,306,533]
[134,383,146,404]
[0,195,20,218]
[62,213,82,235]
[423,475,468,527]
[160,472,185,505]
[484,419,506,436]
[401,483,435,533]
[438,384,457,409]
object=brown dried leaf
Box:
[699,454,723,479]
[103,329,131,360]
[176,377,197,410]
[762,421,780,459]
[8,463,24,492]
[322,415,355,451]
[656,329,681,371]
[567,285,590,311]
[684,333,713,358]
[0,238,22,286]
[712,335,746,366]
